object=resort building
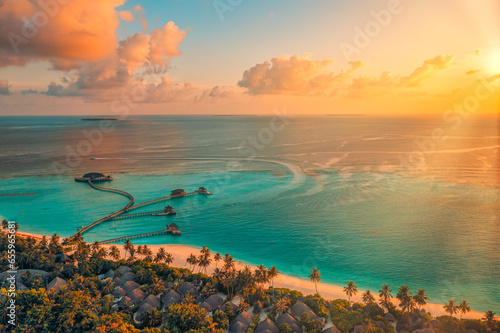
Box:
[170,189,185,196]
[75,172,113,182]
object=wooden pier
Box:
[108,210,175,221]
[72,180,211,239]
[127,192,197,211]
[74,181,135,236]
[98,224,181,244]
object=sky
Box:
[0,0,499,115]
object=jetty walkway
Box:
[75,181,135,235]
[72,180,211,239]
[98,223,181,244]
[127,191,200,211]
[108,210,175,221]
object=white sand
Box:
[17,232,484,319]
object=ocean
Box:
[0,115,498,312]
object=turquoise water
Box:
[0,116,499,312]
[0,169,498,312]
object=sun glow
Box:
[484,47,500,75]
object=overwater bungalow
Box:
[195,187,212,195]
[75,172,113,182]
[167,222,181,235]
[164,205,176,214]
[170,189,185,196]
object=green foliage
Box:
[361,320,385,333]
[163,303,210,332]
[78,257,115,277]
[279,323,292,333]
[330,306,363,333]
[304,294,329,321]
[434,316,460,333]
[361,303,384,319]
[395,314,412,333]
[272,288,303,305]
[388,307,403,320]
[460,319,487,333]
[300,312,311,327]
[330,298,350,309]
[305,319,324,333]
[212,310,229,330]
[224,302,236,322]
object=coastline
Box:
[17,231,485,319]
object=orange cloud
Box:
[238,54,360,95]
[238,54,459,100]
[194,86,233,103]
[400,54,455,87]
[0,0,125,69]
[119,11,135,22]
[134,4,148,33]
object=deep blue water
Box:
[0,116,498,312]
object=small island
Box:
[81,118,118,121]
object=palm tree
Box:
[155,247,167,263]
[268,266,279,288]
[102,280,115,295]
[443,299,458,316]
[109,246,121,261]
[344,281,358,304]
[141,308,163,327]
[1,219,8,230]
[91,241,101,254]
[165,252,174,266]
[197,254,205,272]
[274,297,291,317]
[96,248,107,259]
[144,247,153,262]
[39,236,48,251]
[309,268,321,294]
[482,311,496,330]
[458,300,471,319]
[128,247,136,262]
[123,239,133,259]
[255,264,269,286]
[397,285,416,313]
[137,245,144,259]
[150,277,165,295]
[379,284,393,311]
[186,254,197,270]
[362,290,375,305]
[413,289,429,310]
[214,252,222,268]
[223,253,235,271]
[201,245,210,257]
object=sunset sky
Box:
[0,0,499,115]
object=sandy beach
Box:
[18,231,484,319]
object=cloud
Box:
[21,89,39,94]
[238,54,349,95]
[134,4,148,33]
[400,54,455,87]
[194,85,233,102]
[0,79,10,95]
[138,76,194,103]
[119,10,135,22]
[238,54,371,96]
[238,53,457,99]
[466,69,481,75]
[0,0,125,70]
[45,81,80,97]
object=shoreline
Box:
[16,231,485,319]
